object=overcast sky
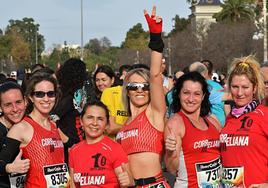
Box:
[0,0,191,50]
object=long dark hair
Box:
[172,71,211,117]
[56,58,87,97]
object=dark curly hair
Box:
[172,71,211,117]
[56,58,87,97]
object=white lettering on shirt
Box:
[116,129,138,141]
[220,134,249,147]
[193,139,220,149]
[41,138,64,148]
[74,173,105,185]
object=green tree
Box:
[84,46,120,71]
[169,15,190,35]
[8,27,30,66]
[84,38,103,55]
[6,18,45,65]
[121,23,148,49]
[0,27,30,67]
[100,37,111,49]
[0,35,11,60]
[214,0,255,23]
[43,48,61,69]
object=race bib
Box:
[195,157,221,188]
[222,166,244,188]
[43,163,69,188]
[9,173,27,188]
[148,181,166,188]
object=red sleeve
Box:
[68,147,74,169]
[112,143,128,169]
[260,106,268,137]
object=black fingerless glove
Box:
[148,33,164,53]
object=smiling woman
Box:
[68,101,134,188]
[221,55,268,188]
[165,71,221,188]
[116,6,170,188]
[0,81,29,188]
[93,65,115,99]
[3,72,69,188]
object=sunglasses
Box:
[126,82,150,91]
[31,91,56,98]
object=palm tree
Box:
[214,0,255,22]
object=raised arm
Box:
[144,6,166,117]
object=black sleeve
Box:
[0,137,20,175]
[0,160,7,175]
[0,137,20,163]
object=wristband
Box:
[149,33,164,53]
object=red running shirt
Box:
[116,110,164,155]
[220,105,268,187]
[69,136,128,188]
[175,112,221,188]
[21,116,65,188]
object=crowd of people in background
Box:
[0,6,267,188]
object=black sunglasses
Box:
[31,91,56,98]
[126,82,150,91]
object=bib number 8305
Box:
[50,173,68,186]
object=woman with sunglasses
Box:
[5,72,69,188]
[116,6,169,187]
[0,81,29,188]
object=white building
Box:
[190,0,222,32]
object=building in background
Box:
[190,0,222,31]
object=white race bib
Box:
[43,163,69,188]
[195,157,221,188]
[9,173,27,188]
[222,166,244,188]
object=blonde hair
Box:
[228,55,265,101]
[122,68,150,116]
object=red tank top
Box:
[21,116,65,188]
[175,111,221,188]
[116,110,163,155]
